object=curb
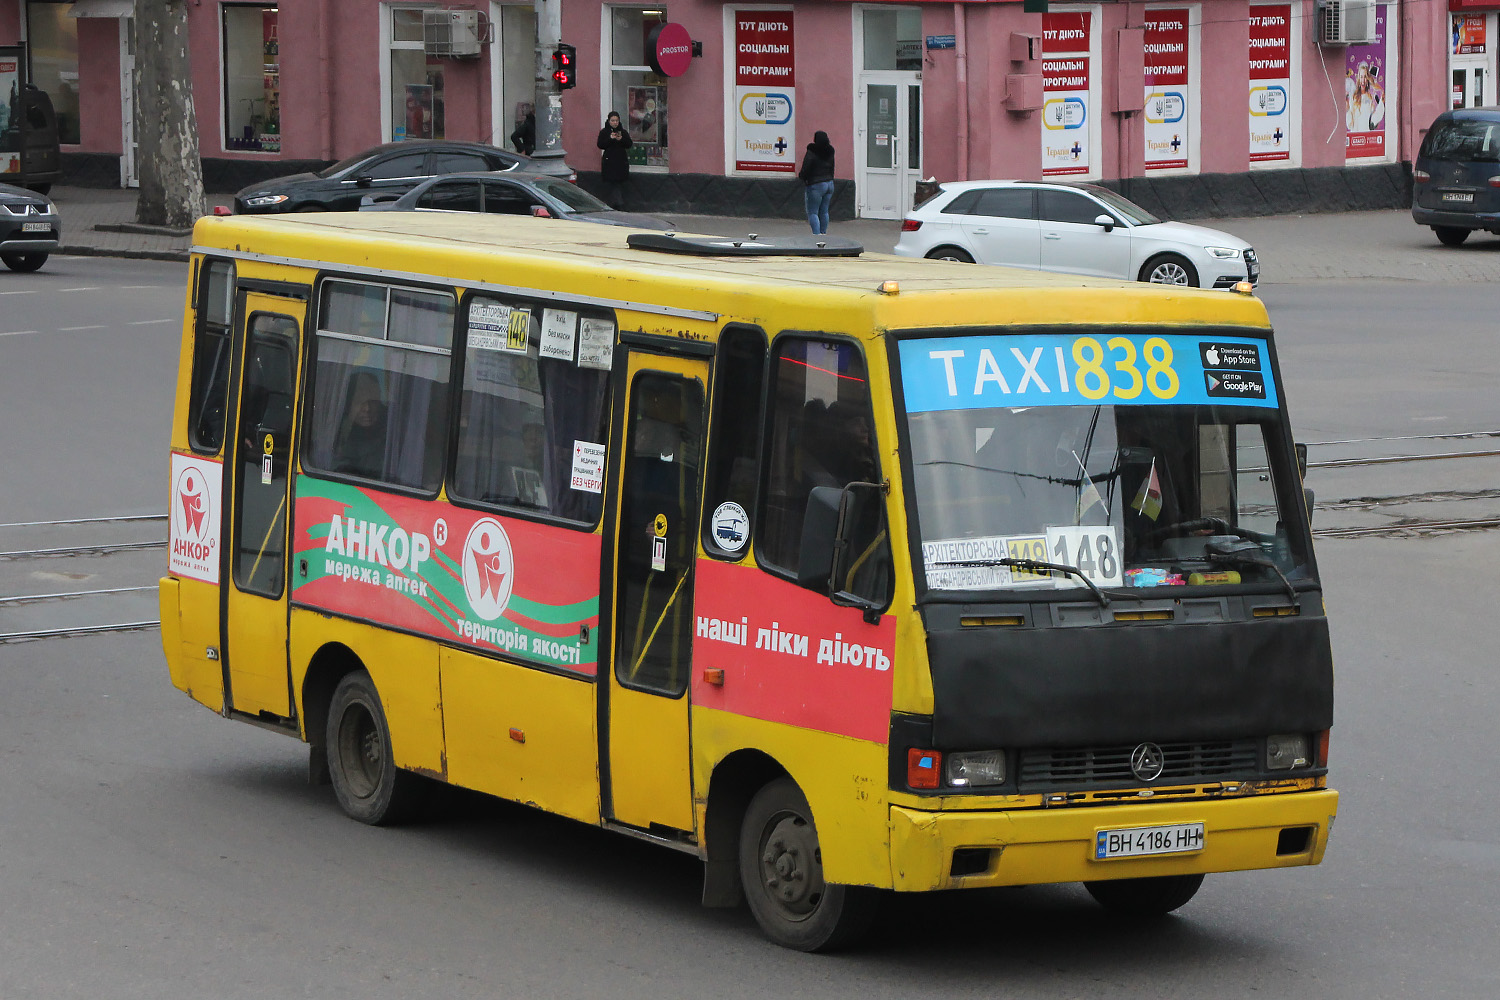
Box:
[60,244,190,263]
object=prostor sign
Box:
[649,22,693,77]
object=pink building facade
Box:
[0,0,1489,218]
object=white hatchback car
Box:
[893,180,1259,288]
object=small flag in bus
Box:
[1132,458,1163,521]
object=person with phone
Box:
[596,111,632,209]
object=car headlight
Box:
[1265,733,1311,770]
[1205,246,1243,258]
[243,193,289,208]
[944,750,1006,788]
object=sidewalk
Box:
[47,185,1500,284]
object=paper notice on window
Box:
[571,440,606,493]
[540,308,578,361]
[467,301,511,353]
[577,318,615,370]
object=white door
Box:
[958,187,1041,267]
[119,18,138,188]
[1451,64,1492,109]
[856,76,921,219]
[1037,188,1131,279]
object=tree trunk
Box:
[134,0,206,228]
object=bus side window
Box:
[303,280,454,493]
[757,337,881,590]
[187,260,235,454]
[701,325,766,557]
[448,293,613,525]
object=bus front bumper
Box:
[888,788,1337,891]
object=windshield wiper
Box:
[931,558,1110,608]
[1204,538,1298,605]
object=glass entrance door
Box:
[855,7,923,219]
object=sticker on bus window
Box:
[570,440,605,492]
[466,301,510,352]
[540,308,578,361]
[504,308,532,353]
[710,502,749,552]
[577,318,615,370]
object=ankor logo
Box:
[175,468,211,541]
[461,517,515,620]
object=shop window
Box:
[390,5,444,141]
[222,5,280,152]
[25,1,79,144]
[607,7,669,168]
[862,8,923,72]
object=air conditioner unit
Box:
[1318,0,1377,46]
[423,9,483,59]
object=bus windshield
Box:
[898,330,1310,598]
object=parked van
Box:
[0,85,61,194]
[1411,106,1500,246]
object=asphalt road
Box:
[1,250,1496,998]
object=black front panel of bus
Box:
[924,615,1333,749]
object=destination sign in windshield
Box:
[898,332,1278,413]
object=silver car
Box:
[360,171,676,230]
[0,182,60,272]
[893,180,1258,288]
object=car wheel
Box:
[1434,226,1471,247]
[1140,253,1199,286]
[326,670,428,826]
[1,252,48,273]
[1084,873,1204,916]
[738,777,879,952]
[925,246,975,264]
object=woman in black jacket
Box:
[596,111,632,208]
[798,130,836,234]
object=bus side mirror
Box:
[830,481,892,624]
[796,486,842,591]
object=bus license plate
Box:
[1095,822,1204,860]
[1441,192,1474,203]
[21,222,50,232]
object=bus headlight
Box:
[1265,734,1311,770]
[945,750,1006,788]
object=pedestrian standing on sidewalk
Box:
[597,111,632,209]
[798,130,836,235]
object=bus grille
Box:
[1018,740,1259,790]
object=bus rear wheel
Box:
[1083,873,1204,916]
[326,670,426,825]
[738,777,878,952]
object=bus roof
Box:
[192,212,1273,334]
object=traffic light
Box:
[551,44,577,90]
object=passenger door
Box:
[221,292,305,720]
[604,352,707,833]
[1037,188,1133,278]
[959,187,1041,267]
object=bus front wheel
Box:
[1083,873,1204,916]
[326,670,426,825]
[738,777,878,952]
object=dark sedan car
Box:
[232,140,576,214]
[0,181,60,272]
[1411,106,1500,245]
[361,171,675,230]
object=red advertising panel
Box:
[1041,12,1093,176]
[291,480,602,676]
[691,560,895,744]
[1249,5,1293,162]
[734,11,796,172]
[1144,9,1191,170]
[1454,13,1486,54]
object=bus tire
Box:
[1083,873,1204,916]
[738,777,878,952]
[326,670,425,825]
